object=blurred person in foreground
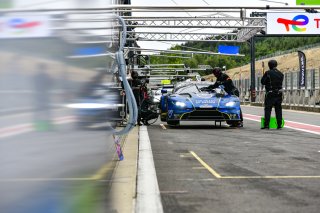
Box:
[261,59,284,130]
[33,63,53,130]
[202,67,243,127]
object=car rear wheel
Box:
[167,120,180,126]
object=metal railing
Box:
[234,68,320,108]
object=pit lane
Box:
[146,105,320,213]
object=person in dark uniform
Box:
[206,67,240,97]
[130,70,143,125]
[261,59,284,129]
[203,67,242,127]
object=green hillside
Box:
[150,36,320,76]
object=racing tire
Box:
[160,115,167,122]
[227,121,243,128]
[167,120,180,126]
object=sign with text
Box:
[267,13,320,35]
[0,16,51,38]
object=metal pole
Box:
[2,5,320,13]
[250,36,256,102]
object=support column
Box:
[250,36,256,102]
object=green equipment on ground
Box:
[261,117,285,129]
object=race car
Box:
[160,82,242,126]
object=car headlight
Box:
[225,101,236,107]
[175,101,186,107]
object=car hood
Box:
[169,92,239,108]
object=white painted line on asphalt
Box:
[243,114,320,136]
[282,126,320,136]
[241,105,320,115]
[160,124,166,130]
[283,120,320,128]
[0,116,75,138]
[136,126,164,213]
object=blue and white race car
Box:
[160,82,242,126]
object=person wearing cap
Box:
[205,67,240,97]
[203,67,243,127]
[261,59,284,129]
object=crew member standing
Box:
[261,59,284,129]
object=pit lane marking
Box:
[243,113,320,135]
[190,151,320,179]
[189,151,222,178]
[242,105,320,115]
[0,116,75,138]
[160,124,167,130]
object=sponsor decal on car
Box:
[195,99,216,104]
[199,104,213,108]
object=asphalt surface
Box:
[2,105,320,213]
[148,105,320,213]
[0,109,119,213]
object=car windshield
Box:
[175,84,200,94]
[174,83,214,94]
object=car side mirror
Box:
[161,89,167,94]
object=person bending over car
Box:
[203,67,239,96]
[202,67,243,127]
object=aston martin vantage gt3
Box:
[160,82,242,126]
